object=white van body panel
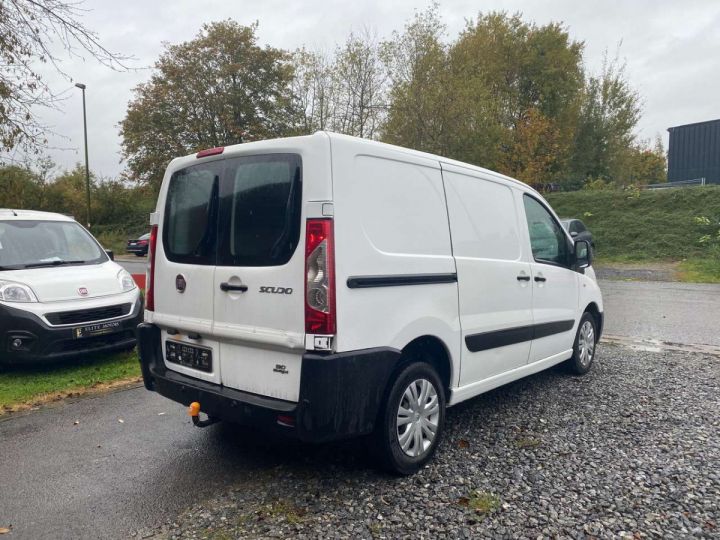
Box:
[329,136,460,381]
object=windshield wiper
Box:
[23,259,87,269]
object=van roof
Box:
[0,209,75,222]
[174,131,539,196]
[321,132,536,193]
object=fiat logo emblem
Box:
[78,287,88,296]
[175,274,187,293]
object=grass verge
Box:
[677,258,720,283]
[0,350,141,415]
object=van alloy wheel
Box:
[578,320,595,367]
[396,378,440,457]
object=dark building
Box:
[667,119,720,184]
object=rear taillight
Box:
[305,218,336,334]
[138,240,148,246]
[146,225,158,311]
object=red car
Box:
[126,232,150,256]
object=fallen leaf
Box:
[118,418,125,423]
[73,420,80,425]
[458,439,470,449]
[0,527,11,534]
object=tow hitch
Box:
[188,401,219,428]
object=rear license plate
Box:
[74,321,121,339]
[165,340,212,372]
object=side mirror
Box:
[574,240,591,269]
[105,249,115,261]
[570,231,578,238]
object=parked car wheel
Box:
[566,312,597,375]
[134,251,146,257]
[375,361,446,475]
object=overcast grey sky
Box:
[13,0,720,179]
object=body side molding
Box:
[346,273,457,289]
[465,320,575,352]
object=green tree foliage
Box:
[626,137,667,185]
[117,9,659,192]
[0,162,152,233]
[383,11,586,186]
[570,53,642,186]
[380,4,457,156]
[119,21,298,190]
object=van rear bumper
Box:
[137,323,402,443]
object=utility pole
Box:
[75,82,91,228]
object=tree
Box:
[331,29,388,138]
[570,52,642,185]
[626,136,667,185]
[120,21,299,190]
[0,0,126,154]
[381,4,457,156]
[382,10,585,184]
[291,48,336,133]
[0,165,43,208]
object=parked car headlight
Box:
[0,280,39,303]
[117,269,137,292]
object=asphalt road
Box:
[599,279,720,347]
[2,277,719,539]
[117,257,147,276]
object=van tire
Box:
[566,312,597,375]
[374,361,445,475]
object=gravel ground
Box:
[148,345,720,539]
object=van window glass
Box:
[217,154,302,267]
[163,161,221,265]
[0,220,105,269]
[575,221,586,233]
[522,195,569,266]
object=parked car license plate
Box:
[74,321,121,339]
[165,340,212,372]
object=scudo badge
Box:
[176,274,187,293]
[78,287,88,297]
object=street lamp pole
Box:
[75,82,91,228]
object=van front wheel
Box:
[566,312,597,375]
[375,362,445,475]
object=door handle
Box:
[516,275,531,281]
[534,276,547,283]
[220,282,248,292]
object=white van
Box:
[0,210,142,364]
[137,132,603,474]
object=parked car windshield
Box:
[0,220,107,270]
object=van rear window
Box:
[163,154,302,267]
[163,161,221,265]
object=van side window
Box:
[523,195,569,266]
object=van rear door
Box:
[212,154,307,401]
[156,160,222,384]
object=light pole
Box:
[75,82,91,228]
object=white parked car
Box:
[0,210,142,364]
[138,133,603,474]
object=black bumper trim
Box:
[137,323,403,442]
[1,299,142,364]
